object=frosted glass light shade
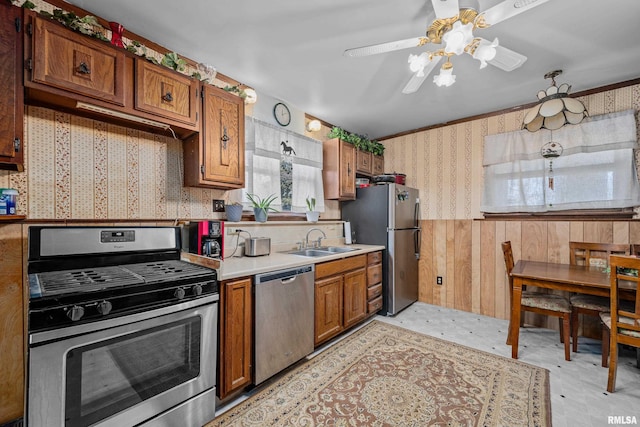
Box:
[442,21,474,56]
[433,67,456,87]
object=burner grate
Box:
[123,260,212,283]
[35,266,143,296]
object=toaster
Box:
[244,237,271,257]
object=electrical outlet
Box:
[436,276,443,285]
[213,199,225,212]
[227,228,239,235]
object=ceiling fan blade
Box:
[431,0,460,19]
[344,37,428,57]
[402,56,442,94]
[480,0,550,26]
[476,38,527,71]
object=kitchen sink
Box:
[316,246,359,253]
[287,246,360,257]
[287,249,334,257]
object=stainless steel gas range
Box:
[26,226,219,427]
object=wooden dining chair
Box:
[599,254,640,392]
[502,241,572,361]
[569,242,630,352]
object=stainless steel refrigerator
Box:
[342,183,421,315]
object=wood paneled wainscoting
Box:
[418,219,640,339]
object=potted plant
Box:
[247,193,278,222]
[305,196,319,223]
[225,202,243,222]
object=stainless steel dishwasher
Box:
[254,264,315,384]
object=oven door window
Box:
[64,317,201,427]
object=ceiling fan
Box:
[344,0,550,93]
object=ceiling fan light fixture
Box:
[408,53,429,75]
[346,0,548,94]
[472,37,498,68]
[442,21,474,55]
[522,70,588,132]
[433,61,456,87]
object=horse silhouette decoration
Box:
[281,141,296,156]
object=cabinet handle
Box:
[221,126,229,149]
[162,92,173,102]
[347,163,351,176]
[77,62,91,74]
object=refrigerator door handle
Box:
[414,228,421,260]
[414,200,420,228]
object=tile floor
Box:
[379,302,640,427]
[217,302,640,426]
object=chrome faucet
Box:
[305,228,327,248]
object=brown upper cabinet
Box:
[183,84,245,189]
[23,11,199,138]
[30,14,126,106]
[356,149,372,176]
[372,154,384,176]
[135,59,198,126]
[0,2,24,171]
[323,138,356,200]
[21,10,246,188]
[356,149,384,177]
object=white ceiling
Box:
[65,0,640,139]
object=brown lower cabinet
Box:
[218,276,252,399]
[366,251,383,315]
[0,224,24,424]
[314,255,367,346]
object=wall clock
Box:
[273,102,291,127]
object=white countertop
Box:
[218,244,385,280]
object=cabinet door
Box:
[31,15,125,105]
[343,267,367,329]
[0,224,24,424]
[373,155,384,176]
[356,149,372,176]
[202,84,245,188]
[0,2,23,171]
[218,277,252,399]
[135,59,198,125]
[314,275,343,346]
[339,140,356,200]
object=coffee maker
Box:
[185,220,224,259]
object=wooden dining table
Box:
[508,260,611,360]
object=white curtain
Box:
[231,117,324,212]
[481,109,640,213]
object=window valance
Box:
[484,109,637,166]
[481,109,640,213]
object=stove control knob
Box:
[174,287,186,300]
[66,305,85,322]
[97,300,112,316]
[192,284,203,296]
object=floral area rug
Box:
[207,320,551,427]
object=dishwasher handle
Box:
[280,276,297,284]
[254,264,314,284]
